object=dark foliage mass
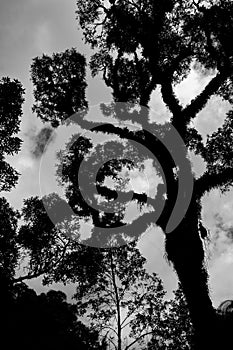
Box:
[31,48,88,127]
[0,77,24,191]
[7,284,106,350]
[73,1,233,348]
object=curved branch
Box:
[125,331,154,350]
[99,325,118,337]
[107,336,117,350]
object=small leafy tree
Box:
[74,243,166,350]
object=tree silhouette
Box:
[16,194,105,286]
[0,77,24,191]
[56,133,159,247]
[0,198,21,336]
[73,1,233,348]
[0,195,105,348]
[31,48,88,128]
[28,1,233,348]
[73,242,166,350]
[8,283,106,350]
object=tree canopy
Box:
[1,1,233,349]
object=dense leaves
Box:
[0,77,24,191]
[31,48,87,127]
[147,284,193,350]
[0,198,20,283]
[17,194,105,287]
[7,284,106,350]
[2,1,233,349]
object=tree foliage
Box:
[16,1,233,348]
[31,48,88,127]
[17,194,105,286]
[0,77,24,191]
[7,283,106,350]
[147,283,193,350]
[74,242,166,350]
[74,2,233,348]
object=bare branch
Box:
[125,331,154,350]
[107,336,118,350]
[100,325,118,336]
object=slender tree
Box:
[74,243,166,350]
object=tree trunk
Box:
[164,203,220,349]
[110,252,122,350]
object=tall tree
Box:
[29,1,233,348]
[73,1,233,348]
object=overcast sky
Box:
[1,0,233,307]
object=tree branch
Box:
[99,325,118,337]
[125,331,154,350]
[195,167,233,198]
[107,336,118,350]
[13,270,45,284]
[183,71,229,123]
[14,241,70,284]
[120,291,148,327]
[161,79,183,118]
[110,252,122,350]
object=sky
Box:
[1,0,233,307]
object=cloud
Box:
[207,215,233,306]
[32,127,55,159]
[17,157,35,170]
[25,126,56,159]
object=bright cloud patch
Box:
[17,157,35,170]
